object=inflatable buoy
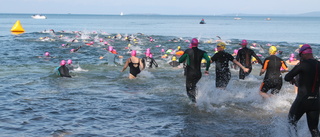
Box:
[11,20,25,32]
[175,51,184,56]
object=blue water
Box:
[0,14,320,136]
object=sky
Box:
[1,0,320,15]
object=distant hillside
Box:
[299,11,320,17]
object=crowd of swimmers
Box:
[39,30,320,136]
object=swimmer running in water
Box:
[210,42,249,89]
[284,44,320,136]
[179,38,210,102]
[121,50,144,79]
[259,46,288,98]
[236,39,263,79]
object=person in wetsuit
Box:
[142,52,158,68]
[284,44,320,137]
[259,46,288,98]
[236,39,263,79]
[55,60,71,78]
[178,38,210,102]
[121,50,144,79]
[211,42,249,89]
[169,56,180,67]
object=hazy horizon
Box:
[1,0,320,16]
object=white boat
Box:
[266,18,271,21]
[31,14,47,19]
[234,17,242,20]
[120,12,124,16]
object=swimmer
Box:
[169,56,180,67]
[284,44,320,136]
[211,42,249,89]
[179,38,210,102]
[236,39,263,79]
[66,59,75,71]
[142,49,158,68]
[55,60,71,78]
[259,46,288,98]
[121,50,144,79]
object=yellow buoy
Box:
[11,20,25,32]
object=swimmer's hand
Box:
[243,68,250,73]
[289,79,296,85]
[99,56,104,59]
[118,56,123,59]
[204,71,209,75]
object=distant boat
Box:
[199,19,206,24]
[266,18,271,21]
[234,14,241,20]
[31,14,47,19]
[120,12,124,16]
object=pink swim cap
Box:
[70,49,75,52]
[161,49,165,52]
[104,41,108,45]
[289,57,294,62]
[191,38,198,47]
[61,44,65,47]
[149,53,153,58]
[290,53,295,58]
[60,60,66,66]
[240,40,248,46]
[67,59,72,65]
[233,49,238,54]
[108,46,113,52]
[44,52,50,57]
[146,48,151,54]
[299,44,312,54]
[131,50,136,56]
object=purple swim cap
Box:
[191,38,198,47]
[44,52,50,57]
[67,59,72,65]
[60,60,66,66]
[299,44,312,54]
[131,50,136,56]
[240,40,248,46]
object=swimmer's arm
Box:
[121,58,130,72]
[203,53,210,71]
[178,54,187,63]
[284,65,301,82]
[152,59,158,67]
[280,61,289,73]
[259,69,266,76]
[139,59,145,71]
[232,59,249,72]
[252,51,263,65]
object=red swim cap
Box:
[191,38,198,47]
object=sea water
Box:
[0,14,320,136]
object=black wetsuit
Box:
[142,57,158,68]
[236,47,262,79]
[57,65,71,78]
[260,55,287,94]
[129,59,141,77]
[284,59,320,136]
[211,51,234,88]
[179,47,210,102]
[169,61,180,67]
